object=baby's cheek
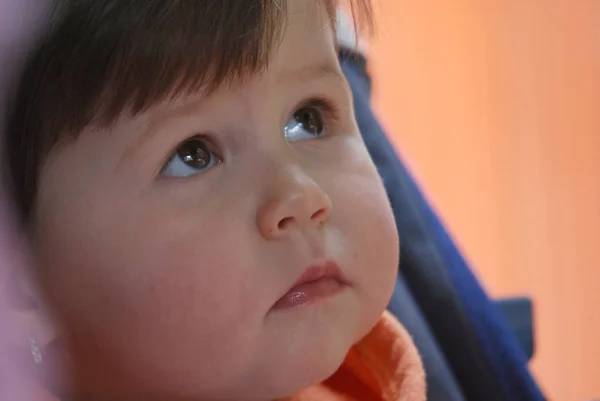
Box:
[39,205,263,391]
[332,156,399,329]
[357,189,398,302]
[335,139,399,264]
[95,235,262,391]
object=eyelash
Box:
[159,96,342,173]
[296,96,341,130]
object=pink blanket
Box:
[0,1,56,399]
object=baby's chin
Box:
[250,338,352,400]
[245,300,378,398]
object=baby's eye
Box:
[284,100,329,142]
[161,136,221,178]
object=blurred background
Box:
[368,1,600,400]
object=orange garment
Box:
[287,311,426,401]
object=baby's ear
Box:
[1,253,63,400]
[2,251,59,363]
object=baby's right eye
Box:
[161,136,221,178]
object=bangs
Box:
[18,0,372,137]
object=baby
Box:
[3,0,425,400]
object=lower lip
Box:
[273,278,344,310]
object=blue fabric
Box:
[495,298,535,361]
[427,213,545,400]
[340,53,546,401]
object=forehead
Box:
[248,0,339,89]
[279,0,337,55]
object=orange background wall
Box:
[368,2,600,400]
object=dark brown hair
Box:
[4,0,372,223]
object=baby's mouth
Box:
[272,260,347,310]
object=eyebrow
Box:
[277,61,348,87]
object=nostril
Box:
[278,217,295,231]
[275,209,328,232]
[311,208,327,222]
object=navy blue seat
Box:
[341,53,546,401]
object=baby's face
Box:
[33,1,398,399]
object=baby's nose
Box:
[256,169,332,240]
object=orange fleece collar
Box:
[286,311,426,401]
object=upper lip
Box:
[290,260,346,288]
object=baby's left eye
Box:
[284,101,328,142]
